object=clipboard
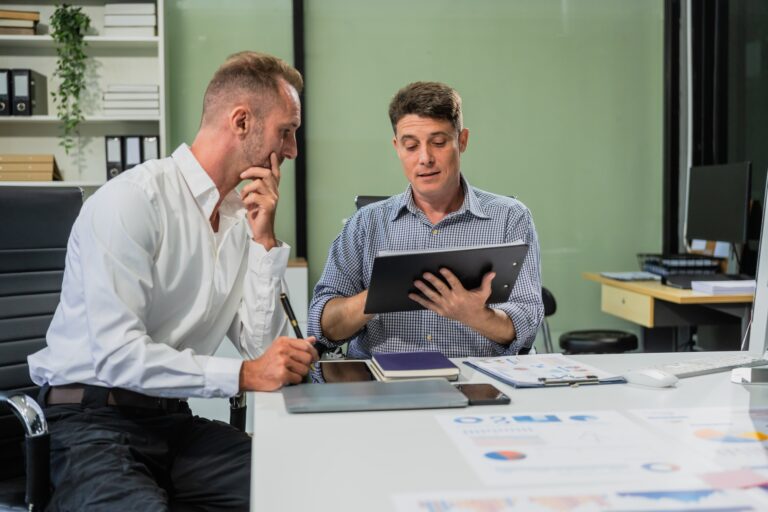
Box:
[364,241,529,314]
[463,354,627,388]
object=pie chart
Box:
[484,450,526,461]
[694,428,768,443]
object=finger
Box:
[240,167,272,181]
[270,152,281,185]
[420,272,450,295]
[283,368,304,385]
[478,271,496,292]
[413,279,441,301]
[438,268,462,289]
[286,347,315,367]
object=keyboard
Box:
[651,353,768,379]
[664,274,752,289]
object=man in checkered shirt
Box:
[308,81,543,358]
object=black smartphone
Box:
[454,383,511,406]
[319,360,374,383]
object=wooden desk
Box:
[583,272,753,351]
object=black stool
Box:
[559,329,638,354]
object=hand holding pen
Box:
[280,292,326,359]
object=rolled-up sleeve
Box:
[307,214,368,348]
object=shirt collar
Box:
[390,174,490,222]
[172,143,244,221]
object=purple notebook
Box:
[371,351,460,380]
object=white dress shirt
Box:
[28,144,291,398]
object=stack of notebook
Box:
[370,351,460,381]
[0,154,60,181]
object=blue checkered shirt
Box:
[308,176,543,358]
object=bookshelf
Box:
[0,1,166,185]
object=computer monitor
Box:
[686,162,751,245]
[747,176,768,354]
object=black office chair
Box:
[0,186,83,511]
[0,186,247,511]
[539,287,557,353]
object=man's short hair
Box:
[388,81,463,134]
[202,51,303,122]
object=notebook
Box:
[370,351,460,381]
[282,379,468,413]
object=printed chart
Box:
[436,411,720,488]
[393,487,768,512]
[630,407,768,470]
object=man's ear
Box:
[392,135,398,150]
[458,128,469,153]
[229,105,249,138]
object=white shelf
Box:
[0,34,158,49]
[0,0,167,185]
[0,115,161,123]
[0,181,104,188]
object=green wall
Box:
[165,0,297,251]
[167,0,664,348]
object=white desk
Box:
[249,352,768,511]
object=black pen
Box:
[280,292,304,338]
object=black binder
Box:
[141,136,159,161]
[364,242,530,314]
[0,69,9,116]
[105,136,123,180]
[11,69,47,116]
[123,136,142,171]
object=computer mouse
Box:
[623,368,679,388]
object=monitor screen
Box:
[686,162,751,244]
[747,174,768,354]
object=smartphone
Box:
[454,383,511,406]
[319,360,374,383]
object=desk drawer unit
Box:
[601,285,653,327]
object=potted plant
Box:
[50,4,91,154]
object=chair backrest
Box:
[0,186,82,479]
[354,195,389,210]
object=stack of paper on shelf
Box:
[691,280,756,295]
[103,84,159,116]
[103,3,156,37]
[0,154,60,181]
[0,9,39,35]
[370,351,460,381]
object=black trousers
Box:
[42,396,251,512]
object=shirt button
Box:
[426,334,432,341]
[431,229,438,235]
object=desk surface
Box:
[583,272,754,304]
[249,352,768,511]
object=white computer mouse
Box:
[623,368,679,388]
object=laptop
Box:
[282,379,468,413]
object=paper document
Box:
[691,280,756,295]
[600,271,661,281]
[435,410,719,488]
[394,486,768,512]
[464,354,626,388]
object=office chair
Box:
[539,287,557,353]
[0,186,83,511]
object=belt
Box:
[46,384,186,412]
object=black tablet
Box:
[364,242,529,314]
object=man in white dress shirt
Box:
[27,51,318,511]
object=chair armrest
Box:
[0,393,50,511]
[229,392,247,432]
